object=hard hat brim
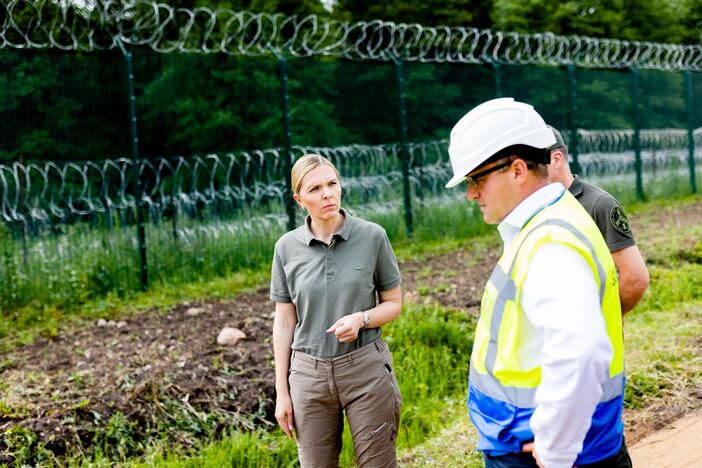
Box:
[445,172,466,189]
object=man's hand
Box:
[522,442,546,468]
[275,393,295,438]
[326,312,364,343]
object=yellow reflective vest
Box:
[468,189,625,464]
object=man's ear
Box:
[550,150,564,169]
[512,158,529,182]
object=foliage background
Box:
[1,0,701,163]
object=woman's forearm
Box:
[273,303,297,395]
[362,299,401,329]
[364,286,402,329]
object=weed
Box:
[97,412,139,461]
[2,426,55,466]
[0,401,30,419]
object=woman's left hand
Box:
[326,312,364,343]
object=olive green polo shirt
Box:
[270,209,402,358]
[569,176,636,252]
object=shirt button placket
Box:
[326,239,336,282]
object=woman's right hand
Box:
[275,392,295,438]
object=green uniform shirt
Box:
[569,176,636,252]
[270,209,402,358]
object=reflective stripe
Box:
[485,266,516,373]
[602,371,625,401]
[483,217,608,375]
[470,364,538,408]
[470,363,624,408]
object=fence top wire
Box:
[1,0,701,71]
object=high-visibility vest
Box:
[468,190,625,465]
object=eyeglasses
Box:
[465,159,513,188]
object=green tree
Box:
[491,0,693,44]
[333,0,493,28]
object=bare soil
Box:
[629,409,702,467]
[1,198,702,463]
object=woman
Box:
[270,154,403,467]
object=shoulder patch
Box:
[609,205,631,233]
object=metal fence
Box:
[0,0,700,310]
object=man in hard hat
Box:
[547,126,649,314]
[446,98,631,468]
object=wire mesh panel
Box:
[0,50,129,162]
[0,0,701,311]
[690,71,702,193]
[499,64,569,130]
[572,68,634,199]
[286,58,404,230]
[400,61,495,237]
[637,70,690,198]
[134,52,283,157]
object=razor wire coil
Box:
[1,0,701,70]
[1,128,700,226]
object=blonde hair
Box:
[291,154,340,194]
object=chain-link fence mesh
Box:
[1,1,701,311]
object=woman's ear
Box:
[293,193,305,210]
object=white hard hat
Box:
[445,98,557,188]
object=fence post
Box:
[685,70,697,194]
[567,64,581,175]
[493,62,502,98]
[125,50,149,291]
[631,67,645,201]
[393,57,414,237]
[278,55,296,232]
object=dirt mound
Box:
[1,294,276,460]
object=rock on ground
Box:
[217,327,247,346]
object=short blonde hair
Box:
[291,154,340,194]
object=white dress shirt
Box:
[498,183,614,468]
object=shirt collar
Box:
[497,182,566,249]
[303,208,352,245]
[568,176,584,198]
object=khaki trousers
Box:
[288,339,402,468]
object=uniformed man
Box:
[547,126,649,314]
[445,98,631,468]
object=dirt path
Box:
[629,409,702,468]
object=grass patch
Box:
[623,300,702,411]
[135,430,299,468]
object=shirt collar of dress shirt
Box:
[497,182,566,250]
[303,208,352,245]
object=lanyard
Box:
[519,188,567,233]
